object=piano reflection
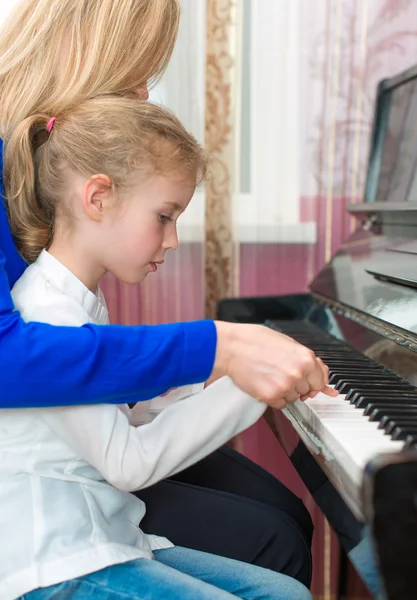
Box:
[218,63,417,599]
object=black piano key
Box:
[356,397,417,410]
[365,403,417,417]
[336,375,402,386]
[329,366,387,372]
[382,419,417,435]
[310,345,358,352]
[336,381,411,394]
[349,390,417,401]
[330,368,390,375]
[317,356,373,368]
[312,350,368,357]
[404,434,417,451]
[296,340,342,347]
[329,366,382,372]
[329,369,392,385]
[343,381,415,392]
[327,362,388,369]
[350,392,417,408]
[338,381,415,395]
[391,426,417,441]
[329,373,379,384]
[319,357,370,364]
[315,355,370,362]
[329,372,385,384]
[377,410,417,427]
[307,345,345,350]
[347,378,414,389]
[324,354,374,360]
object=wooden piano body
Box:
[219,64,417,599]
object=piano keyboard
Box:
[266,319,417,517]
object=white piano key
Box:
[287,389,405,492]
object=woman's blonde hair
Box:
[0,0,180,140]
[4,96,207,264]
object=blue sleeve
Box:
[0,142,217,408]
[0,256,217,408]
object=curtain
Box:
[204,0,417,597]
[101,0,207,326]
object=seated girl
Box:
[2,97,312,600]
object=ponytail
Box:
[4,114,54,263]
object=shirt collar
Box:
[35,250,108,324]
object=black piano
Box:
[218,64,417,599]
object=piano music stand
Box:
[363,451,417,600]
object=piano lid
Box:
[311,64,417,344]
[311,231,417,339]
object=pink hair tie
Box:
[46,117,56,133]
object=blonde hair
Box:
[0,0,180,140]
[4,96,207,264]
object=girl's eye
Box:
[159,214,173,224]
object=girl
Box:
[2,96,312,600]
[0,0,331,587]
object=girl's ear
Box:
[82,174,114,222]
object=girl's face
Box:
[96,172,195,285]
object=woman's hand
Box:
[213,321,338,409]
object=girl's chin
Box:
[111,268,148,286]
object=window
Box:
[236,0,316,242]
[151,0,316,243]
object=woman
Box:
[0,0,330,588]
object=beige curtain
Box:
[204,0,238,319]
[102,0,207,326]
[204,0,417,597]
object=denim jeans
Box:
[20,546,312,600]
[348,525,383,599]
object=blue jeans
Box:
[20,546,312,600]
[348,526,383,599]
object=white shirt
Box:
[1,250,266,599]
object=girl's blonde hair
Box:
[0,0,180,140]
[4,96,207,264]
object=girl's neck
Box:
[47,236,105,293]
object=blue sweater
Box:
[0,141,216,408]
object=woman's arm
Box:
[0,197,216,408]
[0,270,215,408]
[40,377,266,492]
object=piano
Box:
[218,63,417,598]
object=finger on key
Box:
[303,385,338,400]
[322,384,339,397]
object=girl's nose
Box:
[163,227,179,251]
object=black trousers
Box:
[134,445,313,587]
